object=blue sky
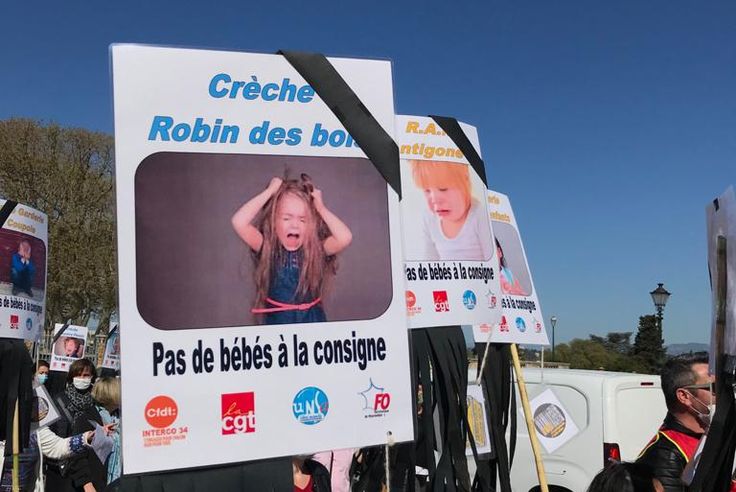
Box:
[1,1,734,344]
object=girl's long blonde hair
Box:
[253,173,337,316]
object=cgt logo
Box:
[9,315,19,330]
[433,291,450,312]
[221,392,255,435]
[145,395,178,428]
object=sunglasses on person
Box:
[681,383,715,393]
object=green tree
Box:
[0,118,117,334]
[633,315,666,374]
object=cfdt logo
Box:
[293,387,329,425]
[485,290,497,309]
[9,315,19,330]
[145,395,178,428]
[358,379,390,418]
[221,392,256,435]
[499,316,509,332]
[405,291,421,317]
[515,317,527,333]
[433,291,450,312]
[462,290,477,310]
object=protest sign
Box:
[50,323,88,372]
[473,191,549,345]
[706,186,735,373]
[466,384,492,457]
[111,45,413,474]
[30,384,60,431]
[100,326,120,370]
[0,200,47,341]
[528,388,579,454]
[397,115,502,328]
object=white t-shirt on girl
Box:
[421,200,492,261]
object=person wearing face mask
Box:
[636,354,714,491]
[35,360,49,386]
[46,358,106,492]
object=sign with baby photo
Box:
[473,191,549,345]
[50,323,88,372]
[397,115,502,328]
[0,199,47,341]
[112,45,413,474]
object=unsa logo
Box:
[462,290,477,310]
[433,291,450,312]
[221,392,256,435]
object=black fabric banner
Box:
[279,51,402,198]
[429,116,487,187]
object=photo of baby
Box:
[53,336,85,358]
[403,160,492,261]
[231,173,352,324]
[492,221,532,296]
[0,230,46,300]
[134,152,393,330]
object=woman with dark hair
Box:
[495,238,526,296]
[587,462,664,492]
[46,358,107,492]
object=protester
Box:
[587,462,664,492]
[312,449,355,492]
[293,455,331,492]
[35,360,49,387]
[47,358,104,492]
[636,354,713,491]
[89,377,121,485]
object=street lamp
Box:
[650,283,671,321]
[550,316,557,360]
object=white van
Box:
[508,368,666,492]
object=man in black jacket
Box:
[637,354,713,491]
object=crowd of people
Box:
[0,359,121,492]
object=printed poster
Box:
[0,200,47,341]
[528,388,579,453]
[706,186,736,374]
[101,326,120,370]
[112,45,413,474]
[397,115,502,328]
[50,323,88,372]
[466,384,492,456]
[31,384,60,431]
[473,191,549,345]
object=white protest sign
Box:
[31,384,60,431]
[0,200,47,341]
[473,191,549,345]
[706,186,736,374]
[100,327,120,370]
[112,45,413,475]
[397,115,502,328]
[466,384,492,456]
[50,324,88,372]
[528,388,579,453]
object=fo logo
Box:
[485,290,498,309]
[462,290,477,310]
[433,291,450,312]
[221,392,255,435]
[145,395,178,428]
[533,318,543,333]
[515,317,527,332]
[293,387,329,425]
[499,316,509,332]
[9,315,19,330]
[358,379,390,418]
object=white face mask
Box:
[73,377,92,391]
[690,393,714,427]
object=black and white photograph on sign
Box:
[0,230,46,299]
[135,152,393,330]
[401,160,492,262]
[492,221,532,296]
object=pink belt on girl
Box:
[251,297,322,314]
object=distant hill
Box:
[667,343,709,356]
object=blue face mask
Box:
[37,374,48,385]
